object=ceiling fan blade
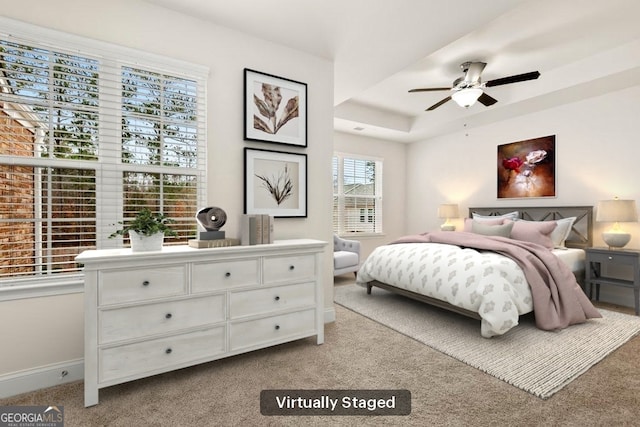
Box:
[426,96,451,111]
[409,87,451,93]
[477,92,498,107]
[485,71,540,87]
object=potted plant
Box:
[110,208,177,252]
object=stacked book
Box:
[188,238,240,249]
[241,214,274,245]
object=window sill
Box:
[0,278,84,302]
[338,232,386,239]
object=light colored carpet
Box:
[335,283,640,399]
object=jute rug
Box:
[334,283,640,399]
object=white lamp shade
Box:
[451,88,483,108]
[438,204,459,219]
[596,199,638,223]
[597,199,637,248]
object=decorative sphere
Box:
[196,207,227,231]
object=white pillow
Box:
[472,211,519,222]
[550,217,576,248]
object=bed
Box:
[356,206,599,337]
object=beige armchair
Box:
[333,234,360,277]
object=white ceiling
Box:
[144,0,640,143]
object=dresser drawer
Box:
[229,309,316,351]
[263,254,315,284]
[230,282,315,319]
[192,259,259,292]
[589,251,638,266]
[99,266,186,306]
[100,295,225,344]
[99,326,226,383]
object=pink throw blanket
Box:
[392,232,601,331]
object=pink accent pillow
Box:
[506,220,557,249]
[463,218,504,232]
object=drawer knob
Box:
[289,265,295,271]
[165,313,172,319]
[275,325,280,330]
[142,280,150,287]
[274,296,280,301]
[225,272,231,277]
[165,348,172,354]
[608,256,613,260]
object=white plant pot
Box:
[128,231,165,252]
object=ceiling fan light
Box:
[451,88,483,108]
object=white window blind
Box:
[0,19,207,287]
[332,153,383,235]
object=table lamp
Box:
[596,198,638,249]
[438,204,459,231]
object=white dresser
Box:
[76,239,326,407]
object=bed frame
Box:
[365,206,593,320]
[467,206,593,249]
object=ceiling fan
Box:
[409,61,540,111]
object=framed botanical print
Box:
[497,135,556,199]
[244,68,307,147]
[244,148,307,217]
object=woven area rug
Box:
[334,283,640,399]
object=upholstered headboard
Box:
[468,206,593,249]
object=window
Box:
[0,19,207,290]
[332,153,383,235]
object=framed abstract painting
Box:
[497,135,556,199]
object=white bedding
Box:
[355,242,585,338]
[552,247,585,274]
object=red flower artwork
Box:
[497,135,556,199]
[502,156,524,173]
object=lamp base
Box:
[602,232,631,249]
[440,224,456,232]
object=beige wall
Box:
[0,294,84,373]
[0,0,334,380]
[333,131,407,258]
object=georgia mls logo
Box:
[44,406,63,417]
[0,405,64,427]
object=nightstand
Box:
[585,247,640,315]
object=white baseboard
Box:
[0,359,83,399]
